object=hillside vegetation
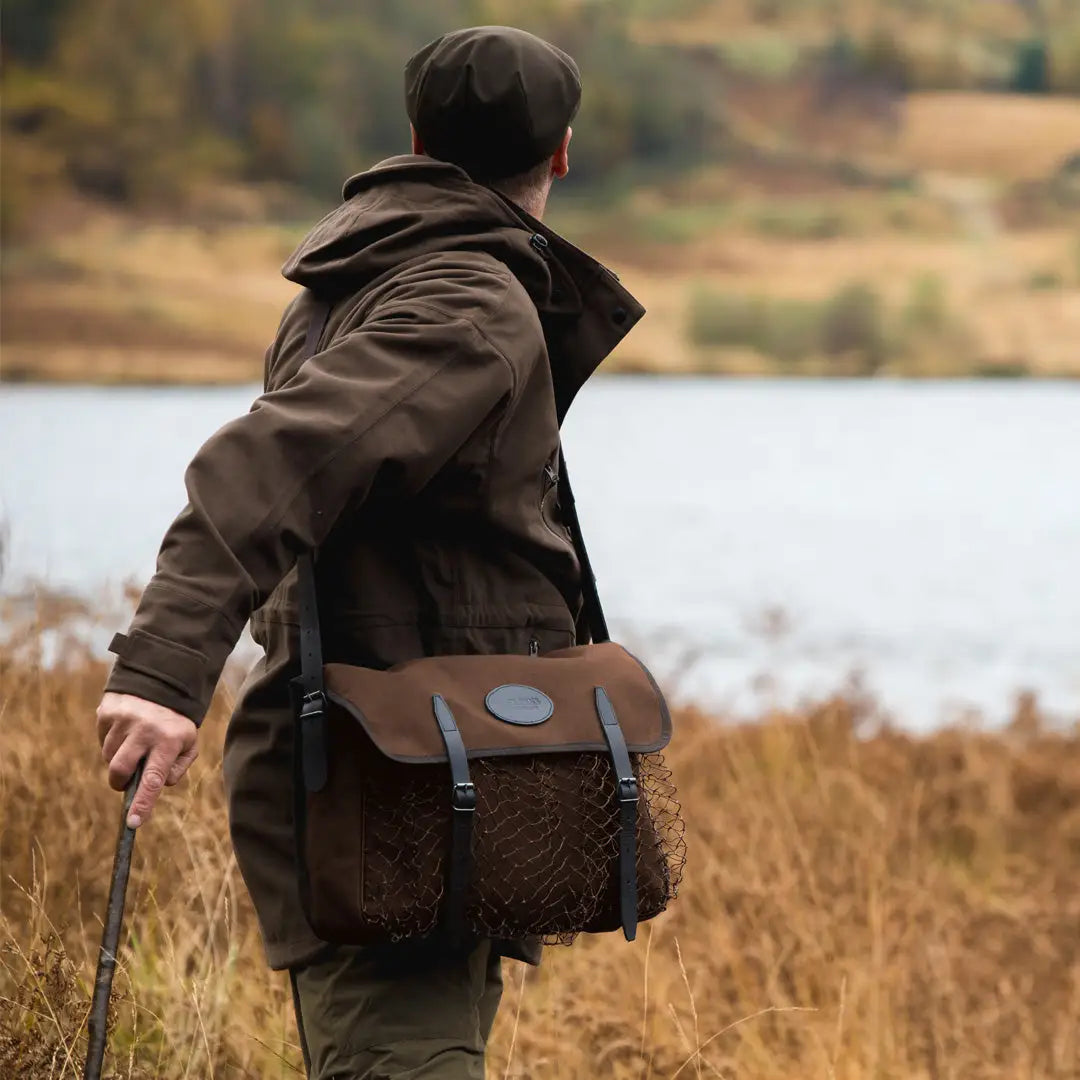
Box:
[4,0,1079,225]
[3,1,1079,380]
[1,598,1078,1077]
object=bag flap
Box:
[323,641,670,764]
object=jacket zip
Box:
[539,459,574,553]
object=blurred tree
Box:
[2,0,75,63]
[820,282,888,374]
[859,27,912,94]
[4,0,1072,230]
[1012,37,1050,93]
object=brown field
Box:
[0,215,297,384]
[898,94,1080,181]
[2,599,1079,1078]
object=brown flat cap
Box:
[405,26,581,182]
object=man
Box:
[97,24,644,1080]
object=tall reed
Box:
[2,600,1077,1078]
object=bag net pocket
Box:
[302,716,685,946]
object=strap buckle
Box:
[617,777,639,804]
[452,781,477,813]
[299,690,326,720]
[297,688,328,794]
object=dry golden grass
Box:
[0,212,296,384]
[716,90,1080,183]
[2,598,1079,1078]
[898,94,1080,181]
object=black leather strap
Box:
[558,458,610,645]
[432,694,476,940]
[296,549,328,793]
[594,686,639,941]
[294,296,331,793]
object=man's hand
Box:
[97,693,199,828]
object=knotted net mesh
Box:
[303,741,686,946]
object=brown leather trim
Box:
[322,641,670,764]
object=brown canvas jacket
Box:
[105,155,645,968]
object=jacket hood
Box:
[281,155,644,420]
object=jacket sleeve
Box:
[104,294,517,723]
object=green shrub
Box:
[759,298,822,368]
[750,203,852,240]
[902,274,949,334]
[819,282,889,374]
[1049,25,1080,93]
[717,33,802,81]
[688,280,890,373]
[1027,268,1065,291]
[634,203,733,245]
[687,288,769,349]
[975,360,1031,379]
[1051,156,1080,210]
[686,274,989,376]
[687,287,821,371]
[856,26,913,91]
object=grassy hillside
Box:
[2,598,1078,1077]
[4,87,1079,382]
[4,0,1080,381]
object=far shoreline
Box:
[5,364,1077,388]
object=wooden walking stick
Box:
[83,759,144,1080]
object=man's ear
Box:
[410,124,424,155]
[552,126,572,180]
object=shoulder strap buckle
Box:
[452,781,477,813]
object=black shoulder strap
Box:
[295,298,332,794]
[296,297,332,702]
[556,459,610,645]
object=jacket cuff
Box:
[104,630,212,725]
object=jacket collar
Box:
[489,190,645,421]
[343,155,645,422]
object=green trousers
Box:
[290,939,503,1079]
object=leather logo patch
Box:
[485,684,554,726]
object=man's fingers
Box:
[95,693,199,825]
[97,691,132,748]
[127,743,178,829]
[166,743,199,787]
[100,718,129,766]
[107,734,152,792]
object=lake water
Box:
[2,379,1078,728]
